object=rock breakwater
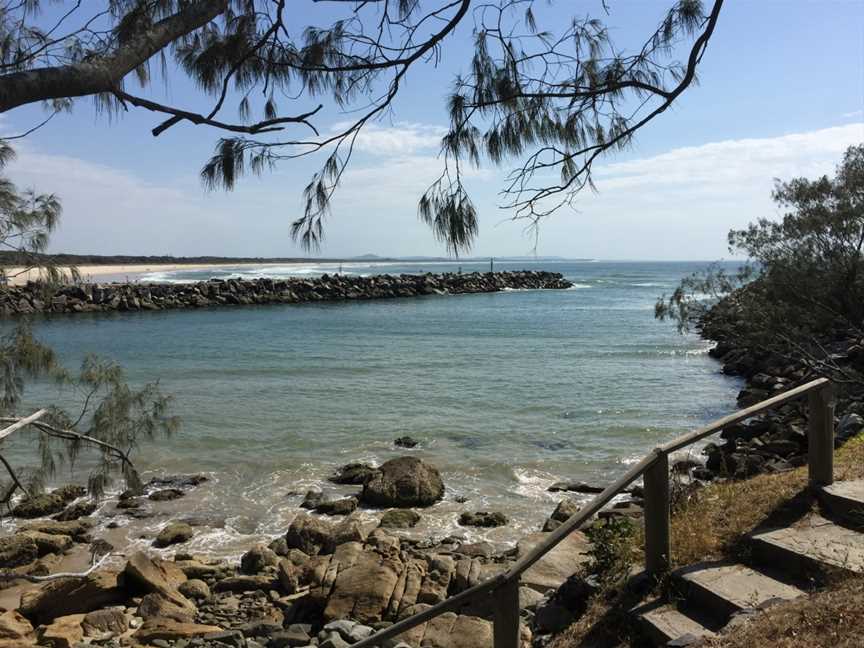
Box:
[0,271,573,316]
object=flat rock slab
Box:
[515,531,590,593]
[632,599,715,647]
[676,561,804,618]
[750,514,864,576]
[820,480,864,527]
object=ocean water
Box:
[2,260,743,558]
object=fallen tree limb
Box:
[0,551,113,583]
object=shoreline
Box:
[0,270,574,316]
[3,262,322,286]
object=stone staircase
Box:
[631,479,864,646]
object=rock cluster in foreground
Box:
[4,511,591,648]
[0,271,573,316]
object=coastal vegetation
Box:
[656,143,864,389]
[0,143,177,518]
[0,0,724,252]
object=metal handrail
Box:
[352,377,834,648]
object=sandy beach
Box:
[2,262,314,286]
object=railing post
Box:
[808,383,835,487]
[493,578,520,648]
[643,451,670,575]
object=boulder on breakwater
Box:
[0,270,573,316]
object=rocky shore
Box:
[0,271,573,316]
[0,455,602,648]
[676,297,864,483]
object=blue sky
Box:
[2,0,863,260]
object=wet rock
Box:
[329,463,378,485]
[379,509,421,529]
[153,521,194,548]
[458,511,508,528]
[53,499,96,521]
[299,489,324,510]
[53,485,86,502]
[360,456,444,508]
[547,481,603,494]
[315,497,359,516]
[145,474,208,489]
[148,488,185,501]
[268,536,290,556]
[17,530,72,556]
[19,519,92,542]
[394,436,418,448]
[454,541,494,559]
[12,493,66,519]
[0,534,38,568]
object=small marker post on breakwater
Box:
[490,257,494,273]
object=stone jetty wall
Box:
[0,270,573,316]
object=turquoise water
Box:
[3,260,742,556]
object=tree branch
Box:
[111,90,323,137]
[0,0,228,112]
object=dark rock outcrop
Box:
[360,457,445,508]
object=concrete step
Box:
[631,599,716,647]
[672,561,805,625]
[749,514,864,582]
[819,480,864,528]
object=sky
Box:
[1,0,863,261]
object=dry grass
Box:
[671,433,864,567]
[550,433,864,648]
[704,576,864,648]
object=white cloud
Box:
[1,121,861,259]
[594,124,864,194]
[842,109,863,119]
[330,122,446,155]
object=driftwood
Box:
[0,551,113,584]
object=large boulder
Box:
[0,610,35,645]
[0,535,38,568]
[380,509,421,529]
[517,531,591,593]
[19,570,125,625]
[81,608,128,638]
[20,519,92,542]
[12,493,66,519]
[17,530,73,556]
[240,544,279,574]
[360,457,444,508]
[37,614,84,648]
[286,512,335,555]
[53,500,96,521]
[123,551,192,613]
[323,547,403,624]
[153,521,194,548]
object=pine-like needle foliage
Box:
[0,0,724,255]
[0,141,178,507]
